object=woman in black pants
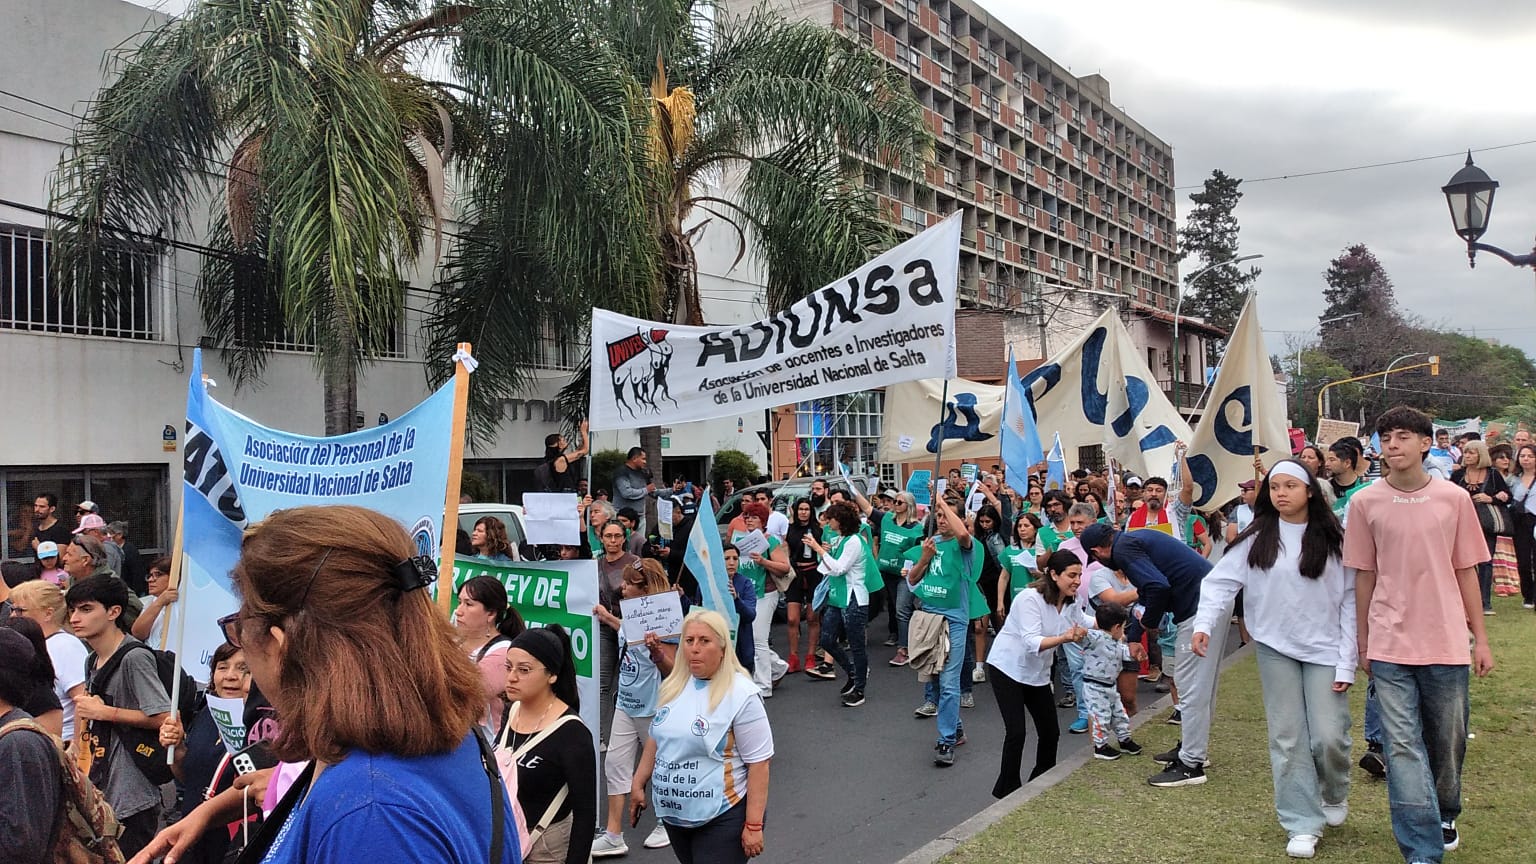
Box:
[983,550,1088,798]
[1509,444,1536,608]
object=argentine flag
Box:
[1001,346,1045,484]
[1045,433,1067,492]
[683,493,738,631]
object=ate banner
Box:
[179,349,455,678]
[587,213,962,430]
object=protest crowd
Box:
[0,402,1512,864]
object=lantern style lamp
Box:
[1442,152,1534,268]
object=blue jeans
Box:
[895,578,915,648]
[923,611,969,746]
[820,603,869,690]
[1372,662,1468,864]
[1062,640,1088,721]
[1364,679,1382,745]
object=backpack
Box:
[87,641,201,786]
[532,459,556,493]
[493,704,581,856]
[0,717,126,864]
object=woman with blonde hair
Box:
[1450,439,1510,614]
[132,505,516,864]
[592,559,678,855]
[9,579,88,745]
[630,610,773,864]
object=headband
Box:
[511,627,566,675]
[1267,462,1312,484]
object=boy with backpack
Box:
[66,574,173,859]
[0,626,125,863]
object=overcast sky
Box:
[131,0,1536,361]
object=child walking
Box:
[1082,601,1142,760]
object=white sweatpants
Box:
[753,590,787,695]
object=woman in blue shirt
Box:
[131,505,518,864]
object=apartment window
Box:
[942,118,956,138]
[535,326,587,371]
[1,223,159,340]
[980,139,999,160]
[2,465,167,559]
[795,391,884,476]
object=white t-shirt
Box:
[46,630,90,741]
[765,511,789,540]
[137,595,168,649]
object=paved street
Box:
[605,615,1243,864]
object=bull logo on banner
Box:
[606,328,678,420]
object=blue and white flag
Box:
[179,349,457,678]
[683,492,737,632]
[1001,347,1044,484]
[1044,433,1067,492]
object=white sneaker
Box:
[644,823,671,849]
[591,833,629,857]
[1322,801,1348,827]
[1285,834,1318,859]
[972,666,987,683]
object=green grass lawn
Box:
[947,595,1536,863]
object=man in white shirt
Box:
[756,490,790,539]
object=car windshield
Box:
[458,511,526,546]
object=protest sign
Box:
[656,497,674,540]
[179,349,456,679]
[588,213,961,430]
[451,558,602,762]
[733,529,770,559]
[906,469,932,506]
[620,591,685,645]
[1315,418,1360,448]
[960,463,979,482]
[205,694,247,753]
[522,492,580,546]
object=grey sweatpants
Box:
[1084,681,1130,747]
[1175,615,1228,765]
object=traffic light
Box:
[1430,355,1441,376]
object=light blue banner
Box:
[178,349,456,676]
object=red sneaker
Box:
[787,653,801,674]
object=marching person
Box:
[155,643,253,864]
[131,505,519,864]
[454,576,526,738]
[1193,459,1354,859]
[630,609,773,864]
[732,502,790,698]
[804,502,879,706]
[7,579,88,746]
[907,491,984,767]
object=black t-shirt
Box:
[507,708,595,864]
[21,679,63,721]
[29,519,73,550]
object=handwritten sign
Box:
[205,695,247,753]
[656,497,674,540]
[733,529,770,559]
[620,591,685,646]
[1315,418,1360,448]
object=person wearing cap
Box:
[0,627,69,863]
[28,493,74,551]
[74,513,124,577]
[1122,475,1145,509]
[35,540,67,586]
[1226,479,1261,545]
[1077,521,1217,788]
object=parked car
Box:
[455,502,529,551]
[714,474,875,541]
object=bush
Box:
[590,449,629,496]
[710,449,760,496]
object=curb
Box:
[893,639,1256,864]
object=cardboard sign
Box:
[1315,418,1360,448]
[733,529,770,559]
[620,590,685,646]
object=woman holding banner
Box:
[133,505,518,864]
[630,610,773,864]
[592,559,678,856]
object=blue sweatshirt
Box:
[1103,528,1212,640]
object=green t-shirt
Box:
[1037,522,1073,555]
[823,534,879,609]
[1331,476,1370,522]
[731,532,781,598]
[910,536,984,615]
[875,513,925,575]
[1005,546,1037,599]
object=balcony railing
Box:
[1157,379,1204,410]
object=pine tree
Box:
[1321,244,1399,324]
[1178,170,1260,345]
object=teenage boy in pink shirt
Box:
[1342,407,1494,864]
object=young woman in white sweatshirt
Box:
[1192,459,1354,861]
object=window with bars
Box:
[794,391,885,475]
[260,306,407,358]
[1,223,159,340]
[3,465,167,560]
[535,327,587,371]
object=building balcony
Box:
[1157,379,1204,410]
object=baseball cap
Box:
[1079,523,1115,550]
[76,500,98,514]
[1238,479,1256,491]
[36,540,60,560]
[1124,475,1144,488]
[74,513,107,535]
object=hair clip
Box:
[392,556,437,593]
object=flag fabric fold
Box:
[1045,433,1067,492]
[1001,346,1045,484]
[683,494,738,631]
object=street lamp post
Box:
[1293,312,1364,396]
[1172,253,1264,417]
[1382,352,1427,389]
[1441,152,1536,268]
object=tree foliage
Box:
[710,449,761,492]
[590,449,629,496]
[1178,169,1260,343]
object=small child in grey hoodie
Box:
[1082,601,1141,760]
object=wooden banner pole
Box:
[437,342,473,616]
[160,504,184,652]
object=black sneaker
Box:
[934,743,956,767]
[1359,744,1386,779]
[1442,820,1458,851]
[1118,738,1143,756]
[1094,744,1121,760]
[1148,759,1207,787]
[1154,743,1182,765]
[883,635,899,647]
[805,662,836,680]
[1166,709,1182,725]
[842,688,866,707]
[840,679,857,697]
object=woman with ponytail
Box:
[1191,460,1353,860]
[455,575,527,737]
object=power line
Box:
[1175,137,1536,191]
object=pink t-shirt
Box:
[1341,476,1489,666]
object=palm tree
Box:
[428,0,932,470]
[51,0,651,435]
